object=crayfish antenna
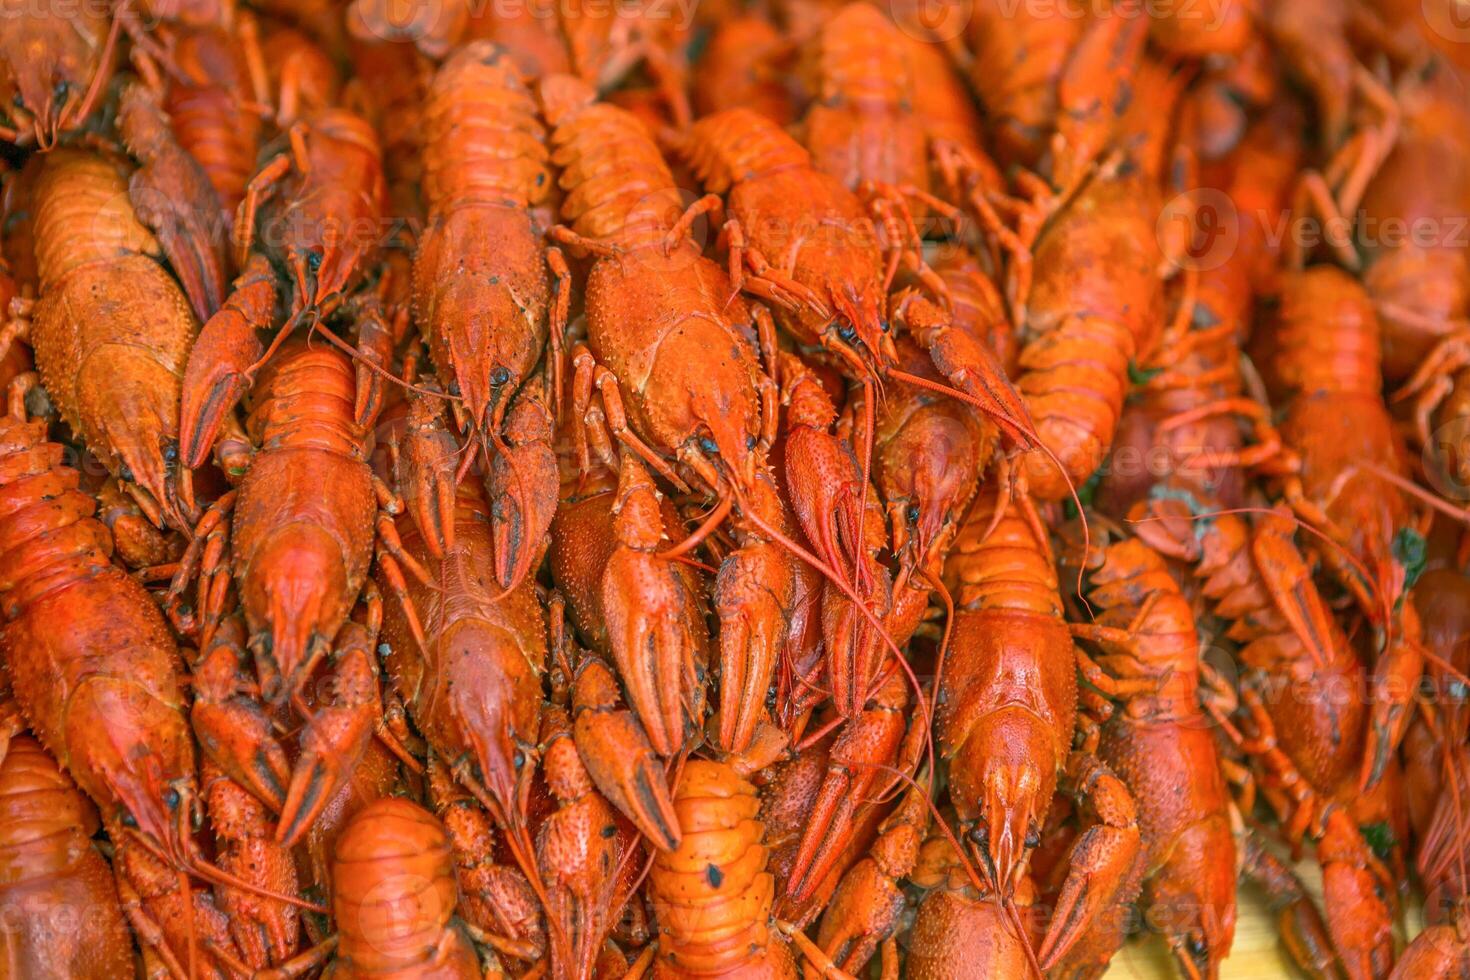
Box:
[730,489,918,699]
[310,319,449,404]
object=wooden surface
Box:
[1103,859,1423,978]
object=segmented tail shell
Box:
[541,73,683,249]
[649,759,793,975]
[681,108,812,192]
[421,41,549,213]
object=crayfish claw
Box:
[489,382,558,592]
[713,510,793,754]
[192,624,291,814]
[1360,609,1425,792]
[813,778,928,978]
[1037,755,1142,970]
[571,656,682,851]
[788,672,908,900]
[178,255,278,470]
[601,453,711,756]
[200,762,302,969]
[395,387,459,558]
[275,636,379,847]
[193,700,290,816]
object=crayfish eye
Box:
[491,366,511,386]
[1024,827,1040,849]
[52,80,69,103]
[905,504,921,524]
[120,812,138,828]
[306,251,323,272]
[163,788,180,810]
[745,435,757,450]
[968,825,988,846]
[837,323,857,342]
[119,462,135,482]
[447,381,462,397]
[879,319,891,333]
[699,436,718,455]
[1187,934,1208,961]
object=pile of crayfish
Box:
[6,0,1470,977]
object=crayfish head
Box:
[829,282,895,373]
[879,408,981,576]
[13,67,69,149]
[1146,818,1237,980]
[62,673,197,866]
[94,390,193,533]
[287,242,354,320]
[950,706,1055,895]
[685,379,762,493]
[242,523,352,703]
[101,754,192,868]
